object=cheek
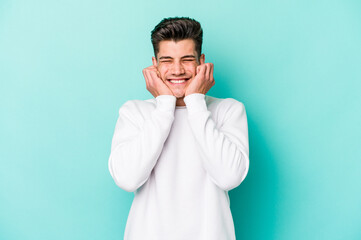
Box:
[158,66,168,78]
[185,65,197,76]
[160,64,170,72]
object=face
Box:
[152,39,205,99]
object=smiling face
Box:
[152,39,205,105]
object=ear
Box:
[152,56,158,67]
[199,54,205,65]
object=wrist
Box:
[155,95,176,112]
[185,91,205,97]
[183,93,207,114]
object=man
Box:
[108,17,249,240]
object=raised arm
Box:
[184,93,249,191]
[108,95,176,192]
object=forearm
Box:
[184,94,249,191]
[108,95,176,192]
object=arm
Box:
[108,95,176,192]
[183,93,250,191]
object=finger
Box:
[151,69,163,82]
[142,69,147,78]
[142,69,148,82]
[204,64,210,81]
[148,67,161,80]
[210,63,214,82]
[149,66,160,77]
[196,65,201,74]
[198,64,206,76]
[144,70,153,88]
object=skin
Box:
[142,39,215,106]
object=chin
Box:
[175,94,184,98]
[174,94,185,98]
[173,92,185,98]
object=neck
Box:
[176,97,185,106]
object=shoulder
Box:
[118,98,156,124]
[205,95,247,125]
[205,95,246,112]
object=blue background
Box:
[1,0,360,239]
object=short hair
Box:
[151,16,203,61]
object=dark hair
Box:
[151,16,203,61]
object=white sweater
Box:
[108,93,249,240]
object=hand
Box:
[184,63,215,96]
[143,65,174,98]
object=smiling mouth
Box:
[167,78,190,84]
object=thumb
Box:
[196,65,201,74]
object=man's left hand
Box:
[185,63,215,96]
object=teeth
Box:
[170,80,186,83]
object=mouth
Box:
[167,78,190,85]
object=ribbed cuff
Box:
[155,95,176,112]
[183,93,208,114]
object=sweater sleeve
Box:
[183,93,250,191]
[108,95,176,192]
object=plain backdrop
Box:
[1,0,360,239]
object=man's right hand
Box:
[142,66,174,98]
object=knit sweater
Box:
[108,93,249,240]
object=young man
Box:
[108,17,250,240]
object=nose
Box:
[170,61,185,75]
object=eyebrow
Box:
[159,55,196,60]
